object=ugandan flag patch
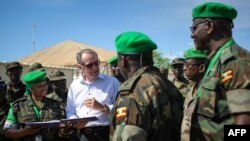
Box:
[116,107,127,120]
[221,70,233,83]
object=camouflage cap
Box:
[171,58,185,65]
[115,31,157,54]
[184,48,208,59]
[28,62,45,72]
[192,2,237,20]
[107,56,118,65]
[49,69,66,81]
[5,61,23,70]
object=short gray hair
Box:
[76,49,98,64]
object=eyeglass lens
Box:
[84,61,99,68]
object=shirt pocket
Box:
[197,76,219,118]
[18,112,36,123]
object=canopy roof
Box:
[17,40,116,68]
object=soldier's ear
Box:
[206,20,214,35]
[199,63,206,73]
[120,55,126,67]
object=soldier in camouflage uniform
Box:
[189,2,250,141]
[107,56,125,83]
[111,31,183,141]
[27,62,45,72]
[5,61,26,104]
[159,67,169,79]
[170,58,190,99]
[3,70,68,141]
[180,48,208,141]
[0,78,10,141]
[47,69,68,105]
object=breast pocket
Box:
[197,76,219,118]
[18,111,36,123]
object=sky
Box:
[1,0,249,62]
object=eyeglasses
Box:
[82,60,99,68]
[190,21,208,32]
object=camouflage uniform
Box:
[46,92,67,107]
[171,58,191,99]
[47,69,68,106]
[6,82,26,104]
[192,43,250,141]
[4,94,66,141]
[111,66,183,141]
[181,84,196,141]
[171,78,190,98]
[0,80,10,141]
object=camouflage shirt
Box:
[181,84,197,141]
[193,43,250,141]
[0,94,9,136]
[171,78,190,99]
[46,92,67,108]
[111,66,183,141]
[6,82,26,104]
[4,94,66,141]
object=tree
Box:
[153,50,171,69]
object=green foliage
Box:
[153,50,171,69]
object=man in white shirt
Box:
[66,49,120,141]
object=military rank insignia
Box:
[221,70,233,83]
[116,107,127,120]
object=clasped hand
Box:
[84,97,103,111]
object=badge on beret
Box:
[116,107,127,120]
[221,70,233,83]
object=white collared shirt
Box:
[66,73,120,127]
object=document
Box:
[25,116,98,128]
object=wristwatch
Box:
[102,104,108,112]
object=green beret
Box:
[49,69,66,81]
[23,70,47,85]
[107,56,118,65]
[115,31,157,54]
[192,2,237,20]
[184,48,209,59]
[5,61,23,70]
[171,58,185,65]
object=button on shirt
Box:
[66,73,120,127]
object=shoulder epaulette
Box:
[119,75,141,92]
[220,45,234,64]
[12,95,28,105]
